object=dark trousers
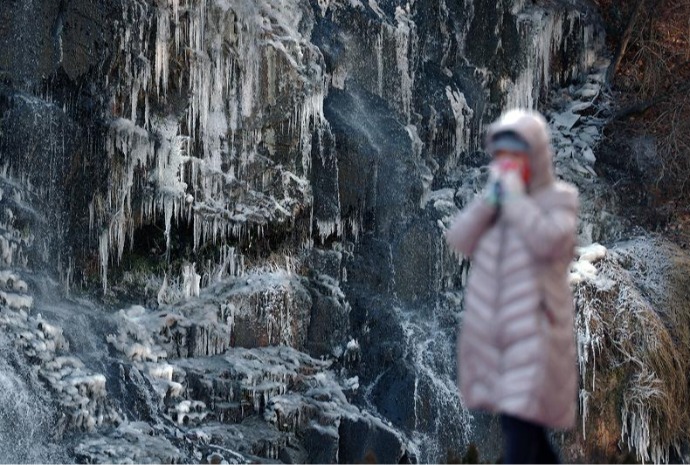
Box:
[501,415,560,464]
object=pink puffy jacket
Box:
[445,110,579,429]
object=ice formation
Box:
[444,86,474,173]
[182,263,201,299]
[505,6,599,109]
[94,0,326,292]
[394,5,415,123]
[570,245,606,286]
[99,292,408,462]
[0,341,68,463]
[0,266,122,440]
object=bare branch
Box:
[607,0,647,85]
[612,80,690,121]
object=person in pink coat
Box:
[445,109,579,464]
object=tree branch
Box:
[613,79,690,121]
[607,0,647,85]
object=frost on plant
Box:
[573,239,690,463]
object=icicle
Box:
[98,232,109,294]
[316,220,342,243]
[88,200,95,233]
[348,217,361,242]
[89,0,330,292]
[444,87,474,171]
[155,6,170,97]
[182,263,201,299]
[171,0,180,51]
[299,90,325,173]
[376,28,384,96]
[164,197,174,254]
[394,6,415,122]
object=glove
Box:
[482,163,503,206]
[498,168,526,201]
[482,159,527,205]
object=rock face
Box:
[5,0,689,464]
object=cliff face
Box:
[6,1,686,464]
[0,0,600,283]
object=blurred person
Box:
[445,109,579,464]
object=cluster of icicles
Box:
[91,0,327,292]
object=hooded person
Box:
[445,109,579,464]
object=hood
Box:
[485,109,555,192]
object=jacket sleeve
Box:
[445,196,497,257]
[502,188,578,260]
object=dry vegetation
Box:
[594,0,690,231]
[565,240,690,463]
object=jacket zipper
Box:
[493,217,506,400]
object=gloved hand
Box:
[482,159,526,206]
[482,163,503,206]
[498,167,526,201]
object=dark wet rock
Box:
[304,248,342,280]
[369,362,417,431]
[305,285,350,358]
[110,362,162,423]
[302,247,350,357]
[278,441,309,464]
[324,84,421,238]
[338,415,407,464]
[0,1,61,88]
[303,423,339,463]
[58,0,117,81]
[74,422,184,465]
[391,217,445,303]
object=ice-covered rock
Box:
[74,423,184,464]
[553,111,581,130]
[577,243,607,263]
[577,83,601,99]
[581,147,596,164]
[174,346,411,463]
